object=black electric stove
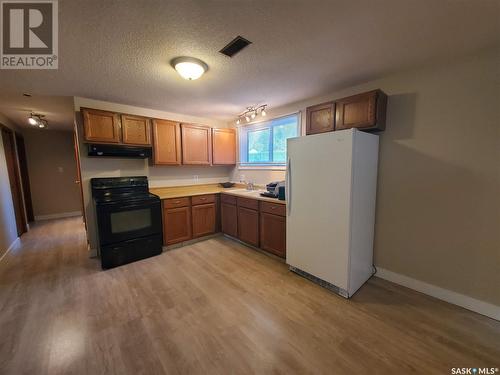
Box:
[91,176,162,269]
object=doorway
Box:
[1,126,27,236]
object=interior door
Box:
[1,127,27,235]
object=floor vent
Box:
[219,36,252,57]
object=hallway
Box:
[0,218,499,374]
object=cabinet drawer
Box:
[237,197,259,210]
[191,194,215,206]
[164,197,190,209]
[260,201,286,216]
[221,194,237,205]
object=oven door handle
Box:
[97,200,160,211]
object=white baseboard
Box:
[376,267,500,321]
[35,211,82,221]
[0,237,20,263]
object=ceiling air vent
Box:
[219,36,252,57]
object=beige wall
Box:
[22,128,81,218]
[230,48,500,306]
[73,97,232,253]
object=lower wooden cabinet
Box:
[163,206,191,245]
[260,212,286,258]
[237,206,259,247]
[221,202,238,237]
[192,203,216,238]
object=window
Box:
[239,113,300,167]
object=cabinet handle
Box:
[271,206,275,209]
[174,200,180,204]
[200,197,206,200]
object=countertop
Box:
[150,183,286,205]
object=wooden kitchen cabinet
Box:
[212,128,236,165]
[121,115,151,145]
[335,89,387,131]
[82,108,121,143]
[260,211,286,258]
[221,201,238,237]
[306,101,335,135]
[192,203,216,238]
[237,206,259,247]
[181,124,212,165]
[163,203,192,245]
[152,119,181,165]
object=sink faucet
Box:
[246,180,255,190]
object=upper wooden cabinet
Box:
[306,101,335,135]
[152,119,181,165]
[305,89,388,135]
[181,124,212,165]
[212,128,236,165]
[82,108,121,143]
[121,115,151,146]
[335,89,387,131]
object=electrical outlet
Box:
[193,175,199,184]
[240,174,245,182]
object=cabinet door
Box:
[192,203,216,238]
[82,108,121,143]
[260,212,286,258]
[237,207,259,247]
[181,124,212,165]
[306,102,335,135]
[163,206,191,245]
[335,90,387,131]
[153,119,181,165]
[221,203,237,237]
[121,115,151,145]
[212,128,236,165]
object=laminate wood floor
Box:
[0,217,498,374]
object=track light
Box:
[28,113,48,129]
[235,104,268,125]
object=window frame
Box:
[237,112,301,169]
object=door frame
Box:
[15,133,34,222]
[1,125,28,235]
[73,124,87,230]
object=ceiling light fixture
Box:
[235,105,268,125]
[28,113,48,129]
[171,56,208,80]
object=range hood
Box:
[88,144,152,158]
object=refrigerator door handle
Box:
[286,157,291,215]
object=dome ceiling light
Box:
[171,57,208,80]
[235,105,267,125]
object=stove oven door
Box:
[95,198,162,246]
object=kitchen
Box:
[0,1,499,374]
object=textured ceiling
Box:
[0,0,498,125]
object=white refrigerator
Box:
[286,128,379,298]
